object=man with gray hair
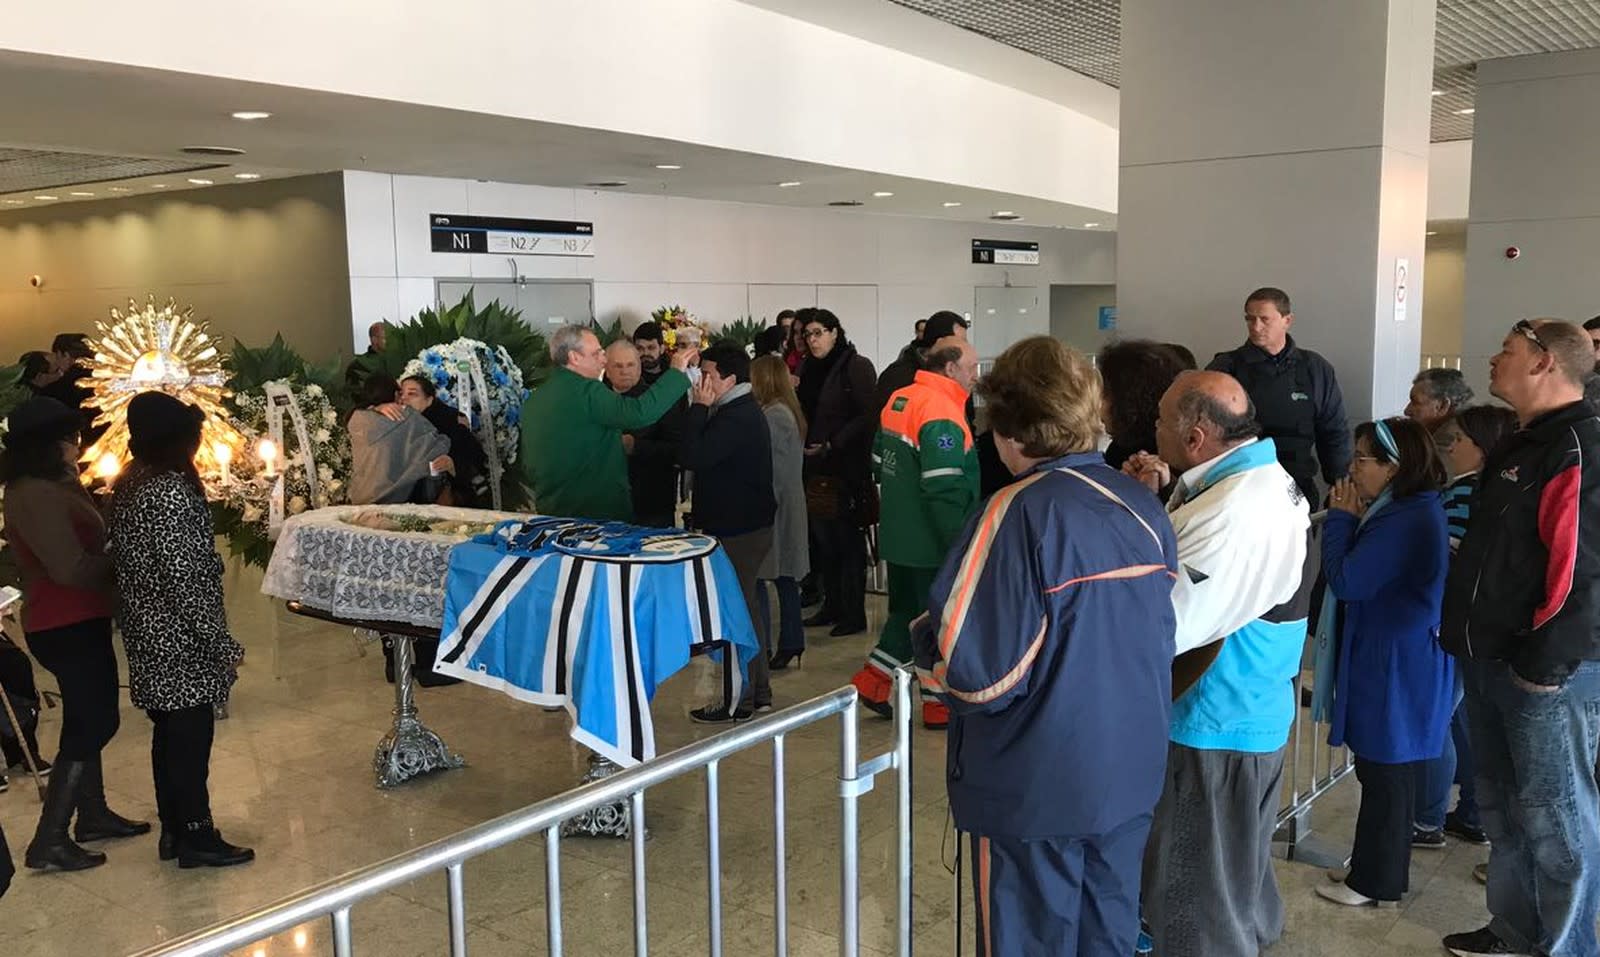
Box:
[1125,371,1310,957]
[519,324,695,521]
[1406,368,1474,433]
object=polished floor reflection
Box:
[0,560,1491,956]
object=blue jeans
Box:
[1417,676,1478,829]
[1463,659,1600,957]
[758,577,805,655]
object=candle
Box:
[93,452,121,481]
[257,438,278,478]
[213,441,233,485]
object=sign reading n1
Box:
[972,239,1039,266]
[430,214,595,257]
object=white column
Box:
[1116,0,1436,420]
[1462,50,1600,398]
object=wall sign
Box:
[430,214,595,257]
[1393,258,1409,322]
[972,238,1039,266]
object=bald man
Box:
[1126,371,1311,957]
[853,336,981,728]
[606,339,685,528]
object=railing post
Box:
[446,863,467,956]
[546,826,563,957]
[631,790,649,957]
[708,759,724,957]
[894,669,913,957]
[839,695,860,957]
[774,734,789,957]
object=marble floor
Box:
[0,559,1495,957]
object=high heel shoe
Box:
[769,651,803,671]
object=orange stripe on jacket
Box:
[937,472,1043,663]
[1044,563,1170,594]
[942,617,1047,704]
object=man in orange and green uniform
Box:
[850,336,980,729]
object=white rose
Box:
[289,496,308,514]
[318,464,334,481]
[323,410,337,425]
[306,384,324,397]
[314,429,331,444]
[242,505,263,523]
[327,478,342,492]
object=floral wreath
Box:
[214,380,349,566]
[650,305,712,351]
[402,337,527,509]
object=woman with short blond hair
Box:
[924,335,1178,955]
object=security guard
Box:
[1207,288,1350,503]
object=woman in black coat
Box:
[794,309,877,636]
[401,375,487,506]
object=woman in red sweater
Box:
[3,397,148,872]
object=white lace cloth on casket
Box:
[260,504,528,629]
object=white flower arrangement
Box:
[218,378,352,546]
[401,337,528,480]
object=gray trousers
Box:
[717,527,774,709]
[1141,743,1287,957]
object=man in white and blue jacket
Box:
[1126,372,1310,957]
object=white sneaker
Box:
[1315,882,1397,908]
[1326,866,1349,883]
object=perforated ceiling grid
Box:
[0,148,220,195]
[889,0,1600,141]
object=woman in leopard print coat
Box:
[109,392,253,869]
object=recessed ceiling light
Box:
[108,186,131,192]
[231,111,272,121]
[942,201,962,208]
[181,146,245,156]
[872,191,894,198]
[234,173,262,180]
[778,181,803,188]
[585,180,628,189]
[994,210,1014,217]
[151,183,167,188]
[1426,230,1438,236]
[4,199,24,205]
[1455,107,1475,115]
[654,164,682,171]
[1083,222,1101,228]
[69,191,95,197]
[1431,90,1444,96]
[187,178,214,186]
[34,195,57,201]
[990,211,1023,221]
[828,200,864,207]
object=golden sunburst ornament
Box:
[81,296,241,485]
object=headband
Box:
[1373,419,1400,461]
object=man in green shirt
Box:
[519,325,695,520]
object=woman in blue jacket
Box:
[1315,416,1453,907]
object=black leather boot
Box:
[74,755,151,842]
[24,761,107,871]
[177,820,254,869]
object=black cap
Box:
[5,397,81,445]
[919,311,969,348]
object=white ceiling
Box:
[887,0,1600,141]
[0,52,1113,229]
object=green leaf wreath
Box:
[350,293,552,402]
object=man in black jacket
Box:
[1440,318,1600,957]
[606,340,684,527]
[681,342,776,723]
[1207,288,1350,504]
[873,311,968,414]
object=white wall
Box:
[1049,284,1117,355]
[345,172,1116,372]
[1463,49,1600,398]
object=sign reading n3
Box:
[430,214,596,258]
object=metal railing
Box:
[127,672,916,957]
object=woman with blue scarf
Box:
[1313,416,1453,908]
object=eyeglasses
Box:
[803,328,830,341]
[1511,319,1548,351]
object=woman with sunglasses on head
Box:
[1412,406,1517,855]
[1313,416,1453,907]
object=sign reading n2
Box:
[972,239,1039,266]
[430,214,596,257]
